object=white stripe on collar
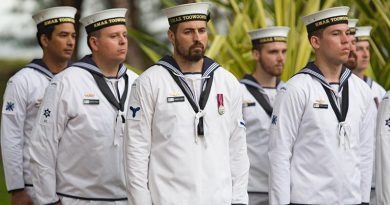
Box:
[26,62,54,79]
[72,62,127,78]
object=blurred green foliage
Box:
[129,0,390,90]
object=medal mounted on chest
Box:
[217,93,225,115]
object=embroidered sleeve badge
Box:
[238,119,246,129]
[271,115,278,125]
[5,102,15,112]
[127,105,141,120]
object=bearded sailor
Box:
[344,18,358,70]
[1,6,76,205]
[124,2,249,205]
[240,26,289,205]
[29,8,138,205]
[268,6,376,205]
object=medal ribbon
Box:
[217,93,224,109]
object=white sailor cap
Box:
[32,6,76,30]
[163,2,210,26]
[80,8,127,34]
[302,6,349,34]
[355,26,372,41]
[248,26,290,46]
[348,19,358,34]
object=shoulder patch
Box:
[2,82,17,115]
[127,105,141,120]
[3,101,16,114]
[271,115,278,125]
[386,118,390,128]
[238,119,246,129]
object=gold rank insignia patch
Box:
[84,92,96,98]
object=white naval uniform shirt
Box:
[124,56,249,205]
[363,77,386,199]
[240,74,284,193]
[29,55,138,205]
[269,62,376,205]
[375,91,390,205]
[1,59,56,192]
[364,76,386,108]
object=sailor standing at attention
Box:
[268,6,376,205]
[124,2,249,205]
[1,6,76,205]
[29,8,138,205]
[240,26,289,205]
[375,91,390,205]
[353,26,386,108]
[344,18,358,70]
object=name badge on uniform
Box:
[167,96,185,103]
[313,98,328,109]
[243,101,256,108]
[217,93,225,115]
[83,99,99,105]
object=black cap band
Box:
[356,36,370,42]
[349,27,356,35]
[85,17,126,34]
[252,36,287,46]
[306,15,348,34]
[37,17,75,30]
[168,13,210,26]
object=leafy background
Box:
[131,0,390,89]
[1,0,389,204]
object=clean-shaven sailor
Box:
[353,25,386,205]
[29,8,138,205]
[354,26,386,108]
[269,6,376,205]
[1,6,76,205]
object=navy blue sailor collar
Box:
[298,61,352,91]
[156,55,220,78]
[240,74,282,91]
[26,59,54,79]
[363,75,373,88]
[72,55,127,79]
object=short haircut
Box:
[308,28,324,41]
[36,24,56,48]
[87,30,101,51]
[252,44,264,52]
[169,24,179,33]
